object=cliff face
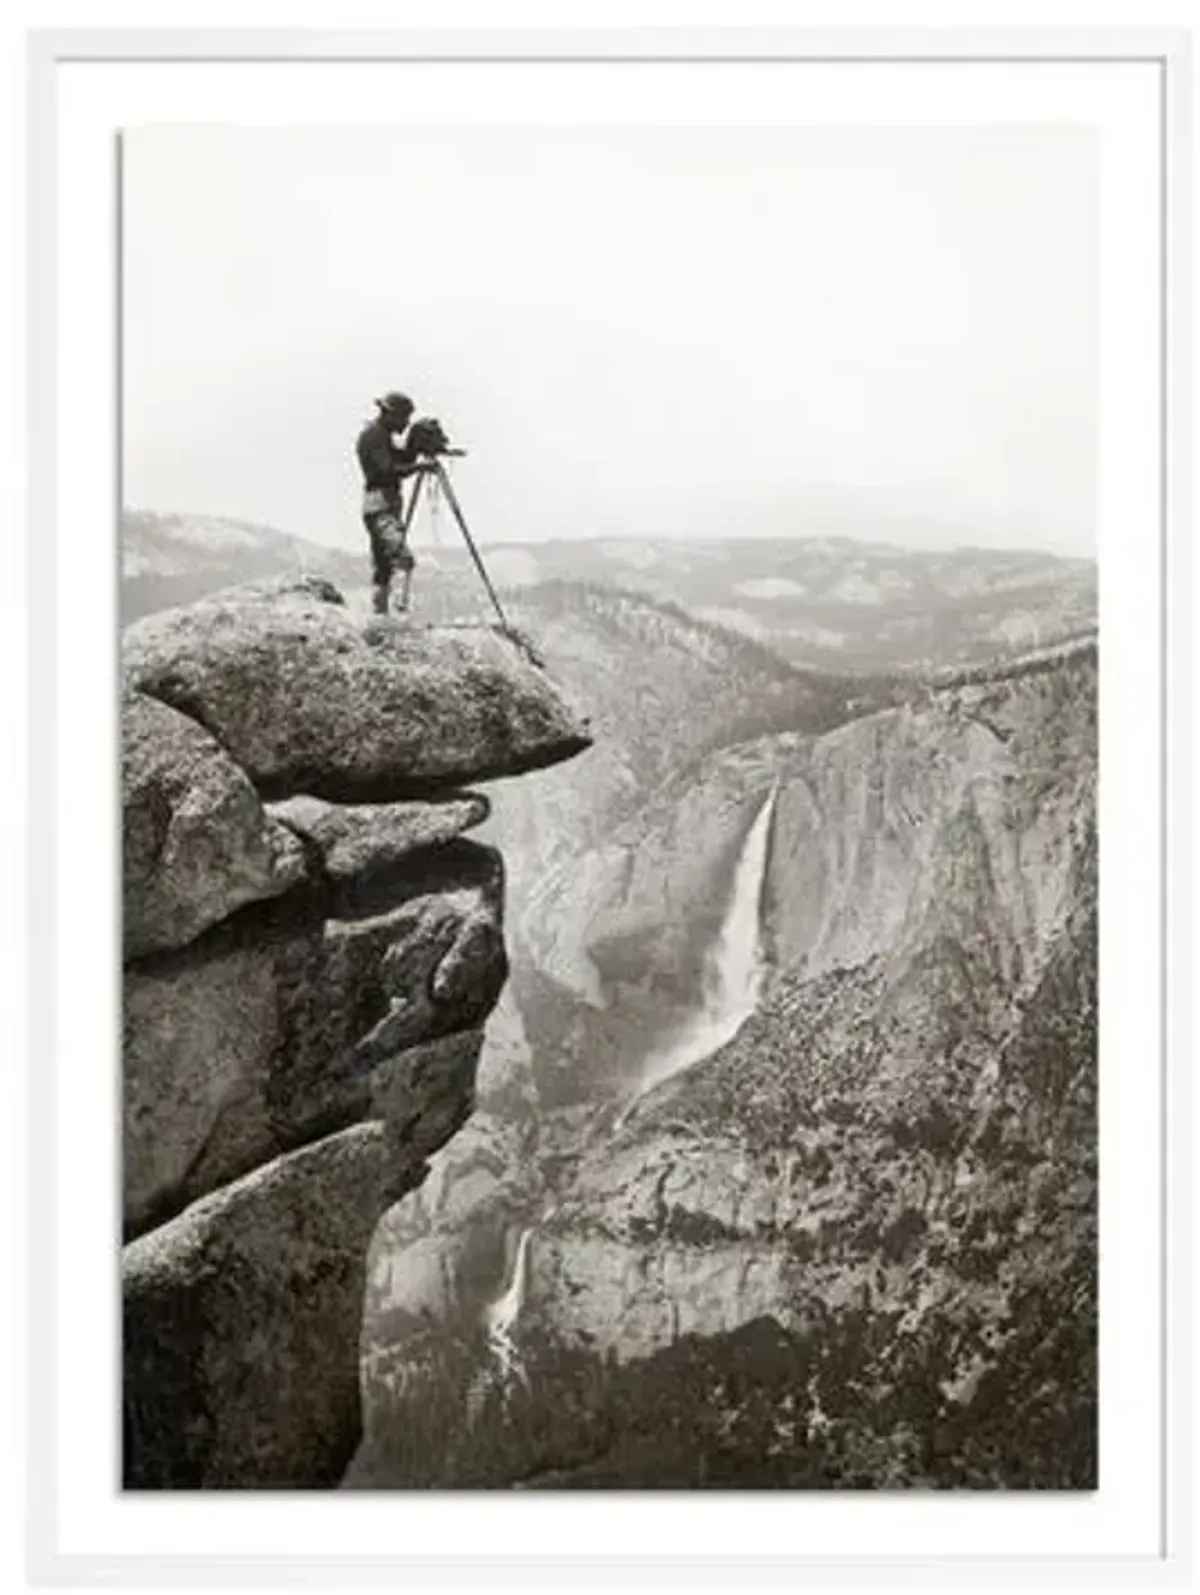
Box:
[120,577,590,1489]
[471,583,911,1013]
[519,646,1096,1486]
[512,644,1088,1006]
[353,643,1095,1490]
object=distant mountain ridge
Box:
[122,510,366,619]
[121,509,1095,673]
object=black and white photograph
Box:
[118,115,1101,1494]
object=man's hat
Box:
[376,390,414,416]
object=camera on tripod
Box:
[407,416,464,460]
[388,411,514,636]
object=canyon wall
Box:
[354,644,1096,1489]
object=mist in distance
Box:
[122,124,1096,558]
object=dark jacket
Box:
[355,417,421,503]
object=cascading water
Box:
[471,785,777,1403]
[616,783,778,1124]
[481,1225,534,1394]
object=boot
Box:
[372,580,390,616]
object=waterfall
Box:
[470,787,776,1411]
[619,783,778,1123]
[482,1226,534,1394]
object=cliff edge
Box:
[121,577,590,1488]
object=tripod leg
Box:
[432,462,510,632]
[402,470,425,535]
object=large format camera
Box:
[407,416,458,459]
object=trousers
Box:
[362,491,415,586]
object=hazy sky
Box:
[122,125,1096,555]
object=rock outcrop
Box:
[124,1033,485,1489]
[125,1122,404,1489]
[121,577,590,1489]
[122,847,506,1241]
[268,792,489,883]
[122,576,592,801]
[122,689,307,959]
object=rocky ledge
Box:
[121,577,590,1488]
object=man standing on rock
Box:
[356,391,428,616]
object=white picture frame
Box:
[21,18,1193,1591]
